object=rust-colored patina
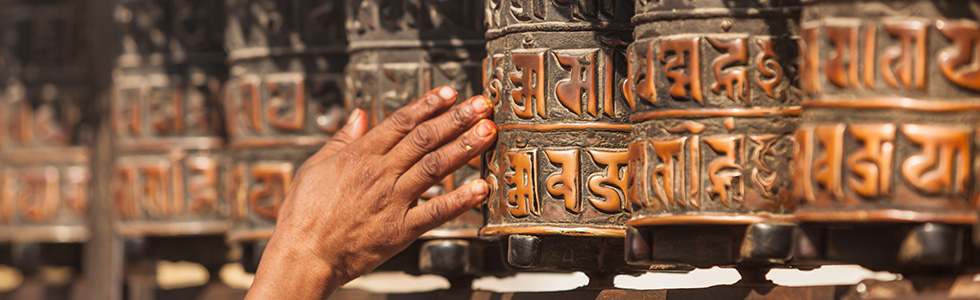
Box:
[624,0,802,270]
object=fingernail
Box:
[475,119,495,138]
[347,109,362,125]
[470,96,490,114]
[438,86,455,100]
[470,180,488,195]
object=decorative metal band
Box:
[116,221,230,238]
[803,97,980,112]
[632,7,802,23]
[794,210,979,224]
[486,23,633,40]
[630,107,802,122]
[115,53,228,68]
[627,214,793,227]
[480,226,625,238]
[498,123,632,132]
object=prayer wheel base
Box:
[626,222,797,269]
[503,235,670,275]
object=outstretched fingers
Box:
[386,95,493,170]
[315,109,369,158]
[405,180,488,234]
[356,86,458,154]
[395,119,497,197]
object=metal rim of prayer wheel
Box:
[0,0,94,273]
[790,0,980,273]
[110,0,230,240]
[344,0,507,280]
[482,0,661,274]
[222,0,348,273]
[623,0,802,273]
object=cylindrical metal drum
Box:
[110,0,230,271]
[793,0,980,272]
[223,0,347,273]
[624,0,802,271]
[0,0,93,272]
[481,0,645,274]
[344,0,504,280]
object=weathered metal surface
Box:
[481,0,643,273]
[791,0,980,272]
[0,0,93,244]
[222,0,347,273]
[344,0,499,279]
[110,0,229,238]
[624,0,802,268]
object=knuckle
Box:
[450,106,470,126]
[425,201,451,224]
[386,111,415,133]
[408,124,435,151]
[418,153,446,182]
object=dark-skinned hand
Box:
[245,86,496,299]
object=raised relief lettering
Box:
[18,167,60,222]
[187,157,218,213]
[660,37,703,103]
[793,128,816,202]
[587,150,628,213]
[749,135,778,200]
[813,124,846,200]
[147,83,183,134]
[504,150,538,217]
[881,20,927,91]
[231,76,262,134]
[266,74,306,131]
[651,138,687,208]
[825,22,861,89]
[937,20,980,91]
[707,37,750,104]
[704,136,744,207]
[901,124,972,195]
[115,87,143,136]
[510,51,547,118]
[545,149,580,213]
[113,165,138,219]
[486,54,506,106]
[555,50,597,116]
[666,122,705,207]
[0,170,9,222]
[631,42,657,105]
[846,124,896,198]
[800,27,821,93]
[509,0,546,21]
[755,38,783,99]
[627,142,648,211]
[250,163,294,220]
[140,161,177,217]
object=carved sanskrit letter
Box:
[114,87,143,136]
[825,22,861,89]
[140,161,175,217]
[846,124,896,198]
[630,41,657,105]
[0,170,9,222]
[793,128,816,203]
[707,37,749,104]
[587,150,628,213]
[504,150,538,217]
[750,135,779,201]
[882,20,927,91]
[755,38,783,99]
[936,20,980,92]
[147,84,183,134]
[660,37,703,103]
[486,54,505,105]
[650,138,687,208]
[18,168,60,222]
[901,125,972,195]
[113,165,138,219]
[510,51,547,118]
[509,0,546,21]
[555,50,597,116]
[705,136,744,208]
[230,76,262,135]
[187,157,218,213]
[250,163,294,220]
[545,149,580,213]
[813,124,846,200]
[627,142,650,210]
[800,27,821,93]
[266,74,306,131]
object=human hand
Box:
[246,86,496,299]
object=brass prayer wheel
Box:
[344,0,499,280]
[482,0,643,273]
[0,0,93,269]
[624,0,802,271]
[110,0,229,241]
[792,0,980,272]
[223,0,347,273]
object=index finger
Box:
[347,86,458,154]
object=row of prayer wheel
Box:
[2,0,980,286]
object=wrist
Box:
[246,229,345,299]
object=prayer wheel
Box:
[623,0,802,273]
[792,0,980,272]
[110,0,230,271]
[0,0,93,271]
[223,0,348,273]
[481,0,645,274]
[344,0,504,280]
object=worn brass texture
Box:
[482,0,646,273]
[0,0,93,245]
[223,0,347,249]
[344,0,498,279]
[110,0,229,237]
[791,0,980,272]
[625,0,802,268]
